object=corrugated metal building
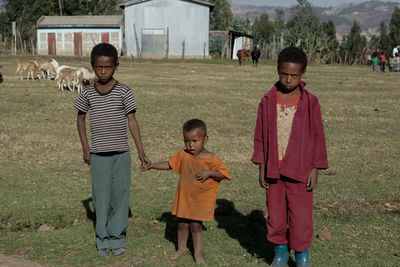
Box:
[119,0,213,59]
[36,16,123,56]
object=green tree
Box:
[252,13,274,44]
[377,21,392,54]
[231,16,251,35]
[208,0,232,31]
[286,0,319,41]
[369,34,379,53]
[389,6,400,47]
[342,21,367,64]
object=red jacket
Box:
[251,81,328,183]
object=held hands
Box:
[306,168,318,191]
[139,153,151,171]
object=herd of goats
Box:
[11,46,262,92]
[15,58,96,93]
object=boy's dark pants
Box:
[90,152,131,250]
[266,176,313,252]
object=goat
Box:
[57,67,80,91]
[16,59,39,80]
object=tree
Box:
[208,0,232,31]
[342,21,367,64]
[252,13,274,44]
[231,16,251,35]
[389,6,400,47]
[377,21,392,54]
[286,0,321,60]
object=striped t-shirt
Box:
[74,82,137,153]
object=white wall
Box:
[124,0,210,58]
[36,28,122,56]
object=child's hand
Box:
[306,168,318,191]
[259,175,269,189]
[140,162,151,172]
[83,149,90,165]
[195,170,211,182]
[139,154,151,171]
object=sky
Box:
[231,0,400,7]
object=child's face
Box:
[183,128,208,156]
[92,55,118,84]
[278,62,305,94]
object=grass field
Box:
[0,54,399,266]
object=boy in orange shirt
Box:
[142,119,230,265]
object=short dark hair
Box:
[91,43,118,66]
[183,119,207,136]
[278,47,307,72]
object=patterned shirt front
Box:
[74,82,137,153]
[276,90,300,168]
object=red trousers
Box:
[266,176,313,252]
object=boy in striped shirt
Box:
[75,43,150,256]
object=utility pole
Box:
[58,0,63,15]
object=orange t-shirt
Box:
[168,150,231,221]
[277,91,300,168]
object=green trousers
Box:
[90,151,131,250]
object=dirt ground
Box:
[0,254,47,267]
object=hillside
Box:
[231,1,400,40]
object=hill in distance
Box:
[230,1,400,41]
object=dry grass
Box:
[0,55,399,266]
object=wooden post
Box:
[58,0,63,15]
[203,42,206,59]
[221,41,225,59]
[133,24,141,59]
[181,39,185,60]
[165,27,169,59]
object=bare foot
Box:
[169,250,185,260]
[194,254,206,265]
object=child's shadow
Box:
[214,199,296,266]
[157,212,207,259]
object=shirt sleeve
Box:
[211,156,231,181]
[251,101,265,164]
[168,150,183,174]
[74,89,89,113]
[311,98,329,169]
[122,85,137,115]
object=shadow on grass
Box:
[81,197,133,227]
[214,199,296,266]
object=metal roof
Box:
[119,0,214,9]
[37,15,123,28]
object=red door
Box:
[74,32,82,56]
[48,33,56,55]
[101,32,110,43]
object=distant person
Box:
[392,45,399,57]
[251,45,261,67]
[372,54,379,72]
[380,52,387,72]
[251,47,328,267]
[394,54,400,72]
[142,119,231,265]
[388,56,394,72]
[74,43,151,256]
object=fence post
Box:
[133,24,141,59]
[165,27,169,59]
[181,39,185,60]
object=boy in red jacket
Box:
[251,47,328,267]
